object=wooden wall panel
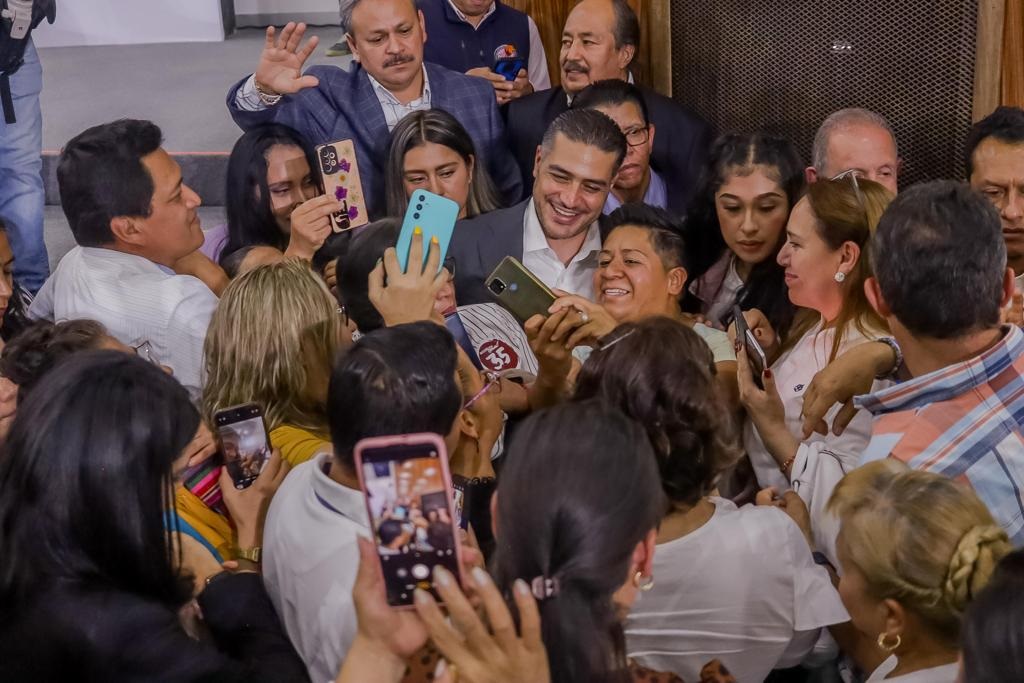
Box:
[1005,0,1024,107]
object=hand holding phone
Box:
[214,403,272,490]
[355,434,464,607]
[733,305,767,389]
[369,231,449,327]
[396,190,460,274]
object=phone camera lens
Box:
[416,204,423,211]
[418,194,426,201]
[413,212,421,220]
[487,278,506,295]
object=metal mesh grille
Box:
[670,1,979,185]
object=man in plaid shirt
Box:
[804,181,1024,546]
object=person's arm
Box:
[482,95,524,205]
[525,16,551,91]
[173,250,229,297]
[283,195,345,261]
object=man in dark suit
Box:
[449,108,626,306]
[226,0,521,219]
[505,0,711,215]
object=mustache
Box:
[384,54,414,68]
[562,59,589,74]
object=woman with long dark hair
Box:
[213,123,344,265]
[384,109,502,220]
[684,133,805,337]
[0,351,305,681]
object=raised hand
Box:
[255,22,321,96]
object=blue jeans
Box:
[0,39,47,293]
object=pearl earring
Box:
[834,271,846,283]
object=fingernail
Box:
[414,587,431,604]
[764,369,773,379]
[434,659,448,677]
[431,235,439,244]
[413,226,422,235]
[514,578,531,596]
[375,257,382,266]
[433,565,453,587]
[472,566,490,587]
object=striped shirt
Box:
[457,303,538,381]
[856,325,1024,546]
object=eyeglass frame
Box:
[462,370,501,410]
[621,124,651,148]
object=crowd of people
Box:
[1,0,1023,681]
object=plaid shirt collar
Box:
[856,325,1024,415]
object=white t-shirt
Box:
[866,656,959,682]
[625,497,848,683]
[262,454,371,683]
[743,320,890,565]
[694,322,736,364]
[28,246,217,396]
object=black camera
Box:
[487,278,506,296]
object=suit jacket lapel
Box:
[479,201,528,271]
[353,66,390,159]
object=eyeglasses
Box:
[462,370,501,410]
[134,341,161,366]
[622,125,650,148]
[832,169,867,215]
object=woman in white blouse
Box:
[573,317,849,683]
[826,459,1011,682]
[735,175,893,563]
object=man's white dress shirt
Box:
[521,198,601,301]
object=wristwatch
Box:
[235,545,262,563]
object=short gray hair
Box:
[811,108,898,173]
[339,0,416,35]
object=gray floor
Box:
[39,26,351,152]
[39,26,343,266]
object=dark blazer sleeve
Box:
[646,91,713,215]
[225,67,340,146]
[450,201,529,306]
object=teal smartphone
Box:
[396,190,460,273]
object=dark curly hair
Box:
[0,320,110,399]
[572,317,740,508]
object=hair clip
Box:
[530,576,560,600]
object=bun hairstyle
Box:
[829,459,1011,645]
[573,317,741,508]
[0,320,109,399]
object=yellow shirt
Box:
[271,424,332,467]
[174,486,236,562]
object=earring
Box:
[876,633,901,652]
[632,571,655,592]
[834,271,847,283]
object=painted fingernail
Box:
[433,565,453,587]
[514,578,531,596]
[414,588,431,604]
[431,235,439,244]
[472,566,490,587]
[764,369,773,379]
[434,659,448,677]
[414,226,423,235]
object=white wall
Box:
[34,0,225,48]
[235,0,338,12]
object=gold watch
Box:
[235,546,262,563]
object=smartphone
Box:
[214,403,272,490]
[493,56,526,82]
[396,190,460,274]
[733,305,767,389]
[486,256,557,325]
[355,433,464,607]
[315,139,369,233]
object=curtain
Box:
[1005,0,1024,107]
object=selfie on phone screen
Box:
[359,439,460,606]
[216,405,271,490]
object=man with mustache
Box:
[448,108,626,306]
[226,0,522,218]
[505,0,710,216]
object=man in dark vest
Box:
[419,0,549,105]
[506,0,711,216]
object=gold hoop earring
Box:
[633,571,655,592]
[877,632,901,652]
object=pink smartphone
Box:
[354,433,464,607]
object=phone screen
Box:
[358,439,460,606]
[214,404,271,490]
[493,57,525,82]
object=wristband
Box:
[254,80,283,106]
[874,337,904,380]
[234,545,262,563]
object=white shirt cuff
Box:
[235,74,270,112]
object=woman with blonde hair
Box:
[203,260,341,467]
[736,176,894,563]
[828,459,1011,681]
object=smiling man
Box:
[448,108,626,305]
[28,120,220,396]
[226,0,521,218]
[505,0,709,215]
